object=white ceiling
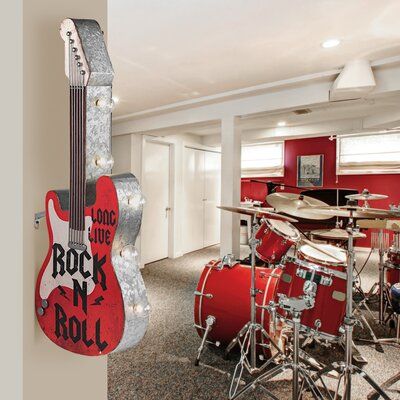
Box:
[109,0,400,117]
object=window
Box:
[241,141,284,177]
[336,132,400,175]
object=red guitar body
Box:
[36,176,127,355]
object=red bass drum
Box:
[194,260,283,356]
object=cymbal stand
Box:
[312,206,391,400]
[226,214,284,399]
[365,229,389,324]
[229,294,325,400]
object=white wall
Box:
[23,1,108,399]
[1,1,23,399]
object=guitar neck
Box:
[69,85,87,247]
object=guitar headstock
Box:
[60,18,114,87]
[60,18,90,86]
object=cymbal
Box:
[346,189,388,202]
[357,219,400,232]
[266,192,331,220]
[217,205,298,223]
[299,205,400,219]
[311,228,367,240]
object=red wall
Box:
[241,136,400,247]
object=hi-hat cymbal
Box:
[299,205,400,219]
[217,205,298,223]
[346,189,388,202]
[266,192,331,220]
[311,228,367,240]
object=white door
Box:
[142,141,170,264]
[183,147,205,253]
[203,151,221,247]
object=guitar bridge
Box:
[68,241,87,251]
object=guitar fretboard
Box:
[67,34,87,249]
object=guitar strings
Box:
[68,31,86,247]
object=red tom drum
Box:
[194,260,283,356]
[277,243,347,340]
[386,263,400,286]
[387,250,400,266]
[255,219,300,264]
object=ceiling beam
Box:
[113,79,332,135]
[112,62,400,136]
[201,118,364,146]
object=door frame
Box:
[141,135,175,262]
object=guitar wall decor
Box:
[35,18,149,356]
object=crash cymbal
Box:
[346,189,388,202]
[311,228,367,240]
[299,205,400,219]
[266,192,331,220]
[217,205,298,223]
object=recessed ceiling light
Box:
[277,121,286,127]
[321,38,341,49]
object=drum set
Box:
[193,189,400,400]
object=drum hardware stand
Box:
[352,301,383,354]
[226,214,285,400]
[367,372,400,400]
[312,206,391,400]
[229,293,326,400]
[358,302,400,349]
[194,315,218,366]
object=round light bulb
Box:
[95,97,115,112]
[120,245,138,261]
[127,193,146,208]
[95,155,114,169]
[134,304,144,314]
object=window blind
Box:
[241,142,284,177]
[337,132,400,175]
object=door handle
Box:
[165,207,171,218]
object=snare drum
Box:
[277,243,347,340]
[194,260,283,355]
[255,219,300,264]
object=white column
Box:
[220,115,241,257]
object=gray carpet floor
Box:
[108,246,400,400]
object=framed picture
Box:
[297,154,324,187]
